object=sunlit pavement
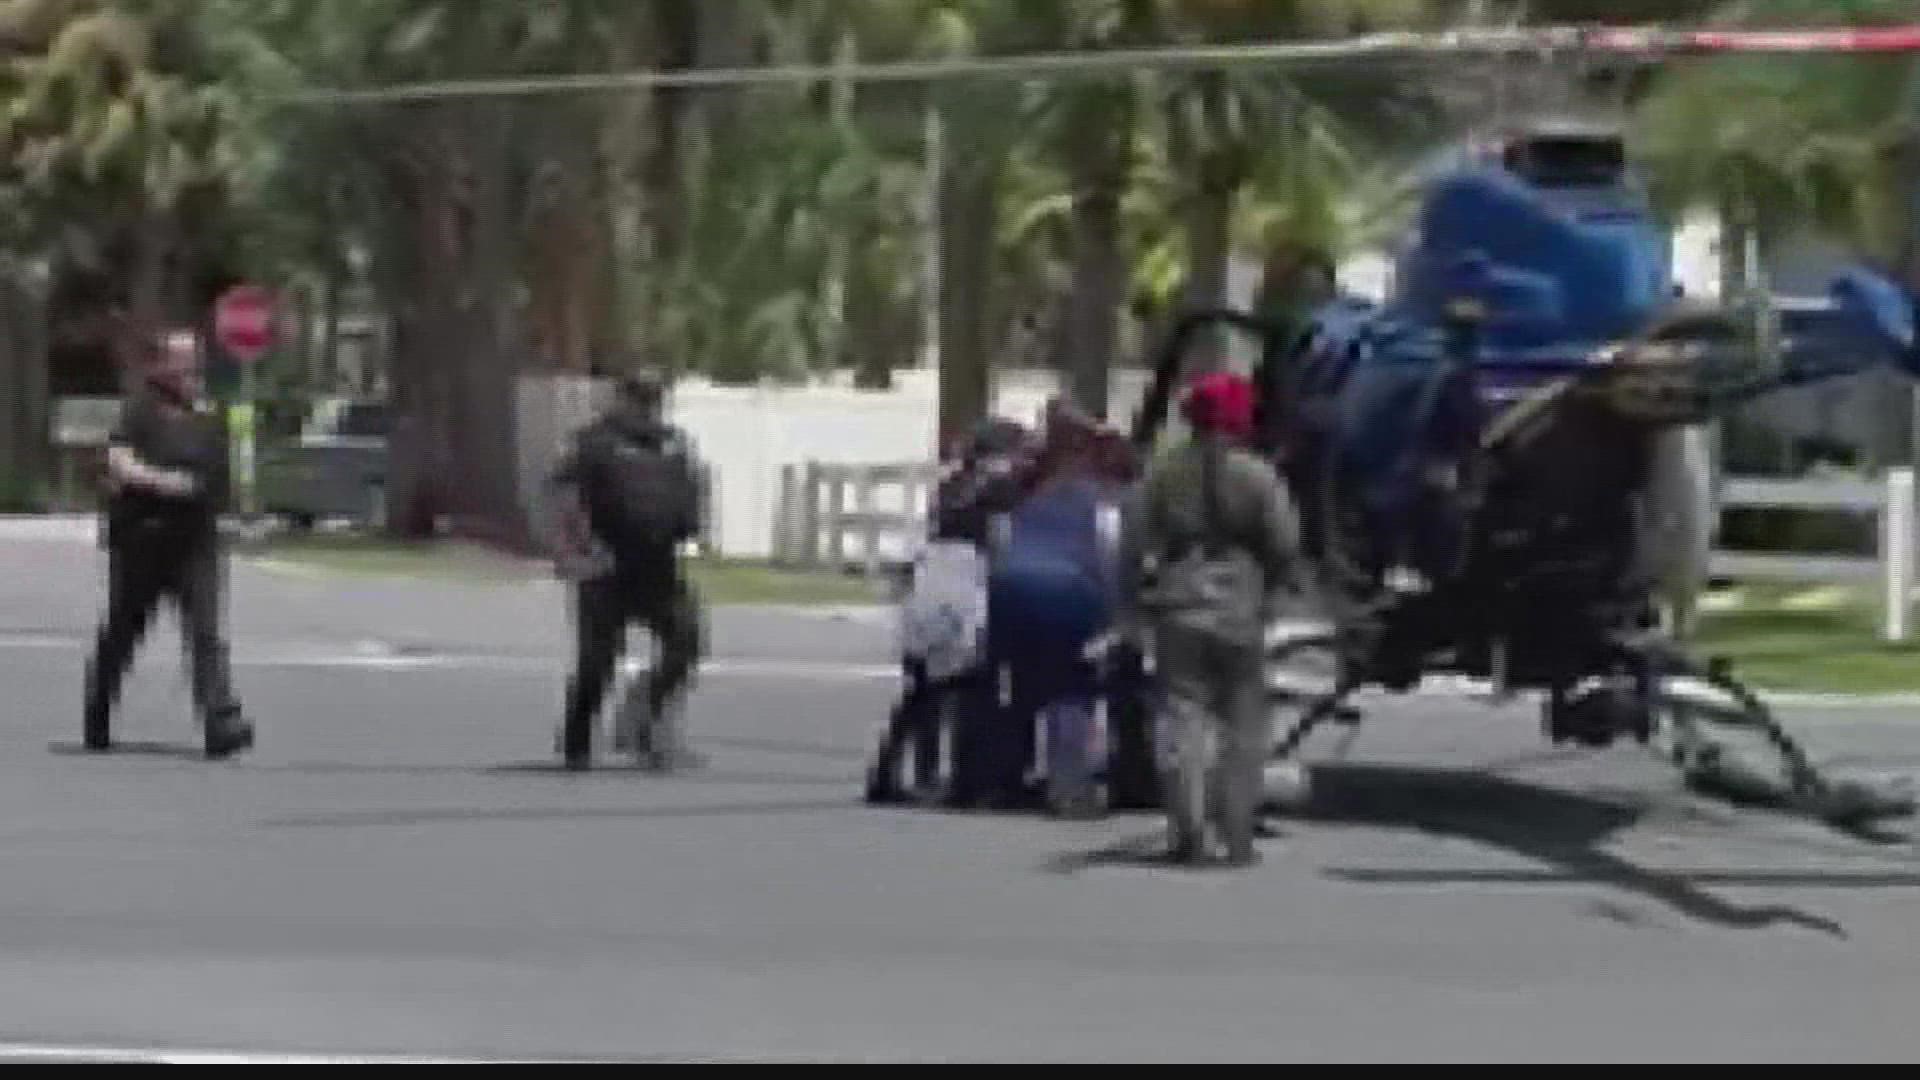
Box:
[1,537,1919,1061]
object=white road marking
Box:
[2,632,1917,706]
[0,632,898,682]
[0,1042,501,1064]
[0,1042,887,1064]
[0,516,98,544]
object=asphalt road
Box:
[3,536,1920,1062]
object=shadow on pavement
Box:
[1040,831,1193,874]
[1299,763,1855,936]
[1331,867,1920,888]
[47,740,204,760]
[1042,763,1870,934]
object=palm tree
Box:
[1,0,277,375]
[1634,0,1917,260]
[1629,0,1918,497]
[258,0,599,542]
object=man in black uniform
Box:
[550,371,706,772]
[84,331,254,759]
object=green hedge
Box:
[0,468,46,514]
[1718,507,1878,557]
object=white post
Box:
[774,464,797,565]
[857,469,880,579]
[1882,467,1915,643]
[800,462,823,568]
[826,469,849,568]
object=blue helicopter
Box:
[1130,119,1920,830]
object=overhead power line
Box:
[284,23,1920,108]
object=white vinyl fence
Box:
[771,461,940,576]
[1710,468,1916,642]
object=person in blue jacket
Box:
[971,403,1124,814]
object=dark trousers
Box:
[953,645,1097,810]
[563,569,703,762]
[871,659,943,796]
[85,532,241,745]
[1104,644,1161,810]
[871,659,993,799]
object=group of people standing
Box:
[868,400,1140,814]
[872,372,1306,868]
[83,333,1302,866]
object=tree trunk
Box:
[319,268,342,393]
[528,175,597,375]
[292,281,315,393]
[1174,71,1239,376]
[585,139,623,372]
[382,116,462,540]
[449,100,531,551]
[1180,172,1234,373]
[847,224,917,392]
[633,0,753,377]
[639,1,699,372]
[1062,88,1132,420]
[820,30,858,380]
[385,283,449,541]
[693,0,753,146]
[1064,176,1126,420]
[844,212,888,389]
[937,143,1001,452]
[0,264,48,510]
[122,210,175,390]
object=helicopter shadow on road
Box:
[1300,763,1920,936]
[1048,762,1920,936]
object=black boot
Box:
[82,669,112,751]
[204,707,256,761]
[561,681,594,771]
[82,706,111,752]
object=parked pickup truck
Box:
[256,399,388,530]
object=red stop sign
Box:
[214,285,275,363]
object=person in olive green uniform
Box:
[85,332,254,759]
[1121,372,1304,867]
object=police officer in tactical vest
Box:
[550,371,707,772]
[84,330,255,759]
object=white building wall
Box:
[519,366,1155,560]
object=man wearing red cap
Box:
[1120,371,1304,867]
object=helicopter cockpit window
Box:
[1502,135,1626,188]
